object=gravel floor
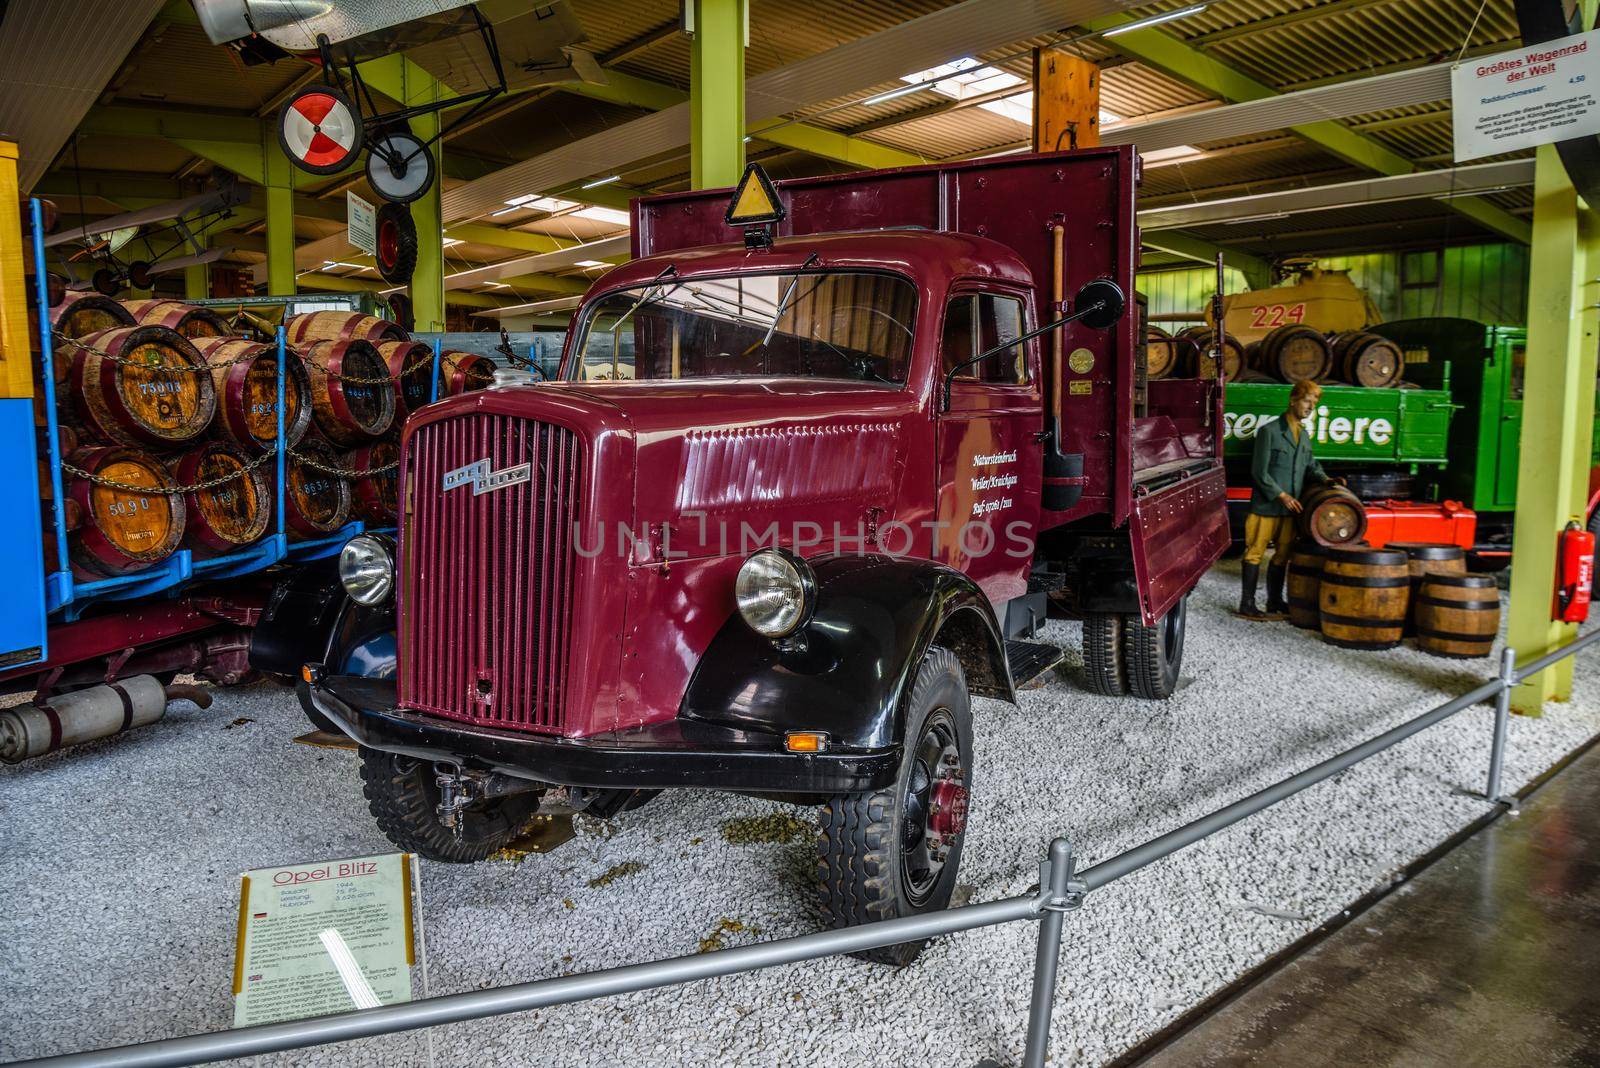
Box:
[3,564,1598,1068]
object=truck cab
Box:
[282,148,1230,961]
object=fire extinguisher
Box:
[1555,520,1595,623]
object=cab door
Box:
[934,287,1044,605]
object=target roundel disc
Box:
[278,85,364,176]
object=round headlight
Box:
[735,549,816,639]
[339,534,395,607]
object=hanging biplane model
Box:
[192,0,602,205]
[41,181,249,297]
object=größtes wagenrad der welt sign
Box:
[1453,30,1600,162]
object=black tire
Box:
[1082,613,1127,696]
[1122,596,1187,700]
[358,748,541,863]
[817,646,973,966]
[375,202,418,286]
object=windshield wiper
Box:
[610,264,678,334]
[759,253,821,348]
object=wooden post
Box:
[1032,49,1100,153]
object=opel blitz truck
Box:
[261,147,1230,962]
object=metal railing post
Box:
[1485,644,1516,803]
[1022,837,1078,1068]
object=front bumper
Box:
[304,664,900,794]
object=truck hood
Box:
[477,377,917,561]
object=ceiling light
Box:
[742,135,753,143]
[441,237,462,247]
[490,206,522,217]
[1223,211,1290,225]
[486,282,509,288]
[861,83,926,107]
[572,206,631,226]
[581,174,621,189]
[1102,3,1209,36]
[576,259,607,268]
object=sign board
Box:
[233,853,417,1027]
[1453,30,1600,162]
[348,191,377,258]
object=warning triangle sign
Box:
[724,162,786,226]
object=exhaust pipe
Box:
[0,676,211,764]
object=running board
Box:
[1005,639,1063,687]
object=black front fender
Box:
[679,556,1015,750]
[248,559,397,681]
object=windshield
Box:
[567,271,917,385]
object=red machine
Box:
[267,150,1230,958]
[1556,521,1594,623]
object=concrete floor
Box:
[1136,741,1600,1068]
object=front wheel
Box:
[817,646,973,966]
[358,748,541,862]
[1122,596,1187,700]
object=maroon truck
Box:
[261,147,1229,962]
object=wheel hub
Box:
[928,779,968,837]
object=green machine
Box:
[1222,380,1455,469]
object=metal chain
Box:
[51,330,447,386]
[286,446,401,478]
[62,446,280,495]
[64,443,400,493]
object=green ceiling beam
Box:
[563,69,923,171]
[443,223,575,254]
[487,272,599,295]
[1141,231,1271,290]
[296,270,518,309]
[1083,14,1532,245]
[79,106,260,144]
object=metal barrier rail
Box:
[11,628,1599,1068]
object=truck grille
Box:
[398,413,582,733]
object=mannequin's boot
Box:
[1264,562,1289,620]
[1237,563,1265,619]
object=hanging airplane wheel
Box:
[366,129,435,205]
[279,84,364,176]
[126,260,155,290]
[375,203,418,286]
[91,267,121,296]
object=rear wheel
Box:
[817,646,972,966]
[1082,613,1127,696]
[358,748,540,863]
[1122,596,1187,700]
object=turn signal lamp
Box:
[785,731,829,754]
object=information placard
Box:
[233,853,416,1027]
[1453,30,1600,162]
[348,191,377,257]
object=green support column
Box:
[184,231,209,300]
[1506,144,1600,714]
[410,103,446,332]
[264,130,296,297]
[689,0,746,190]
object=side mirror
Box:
[1073,278,1126,330]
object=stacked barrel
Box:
[1277,539,1500,658]
[1232,325,1407,388]
[34,300,492,579]
[1145,326,1245,382]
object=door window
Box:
[943,293,1029,385]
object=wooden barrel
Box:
[191,336,312,453]
[285,438,352,538]
[121,299,230,338]
[1330,331,1404,388]
[301,338,396,445]
[65,446,184,577]
[1415,574,1500,659]
[1286,545,1326,630]
[1385,543,1468,635]
[1297,482,1367,547]
[1187,332,1245,381]
[284,311,408,347]
[1145,331,1188,380]
[66,325,217,448]
[1319,546,1409,650]
[346,439,400,523]
[50,292,136,340]
[376,340,436,417]
[1256,324,1332,383]
[441,350,495,395]
[173,442,271,558]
